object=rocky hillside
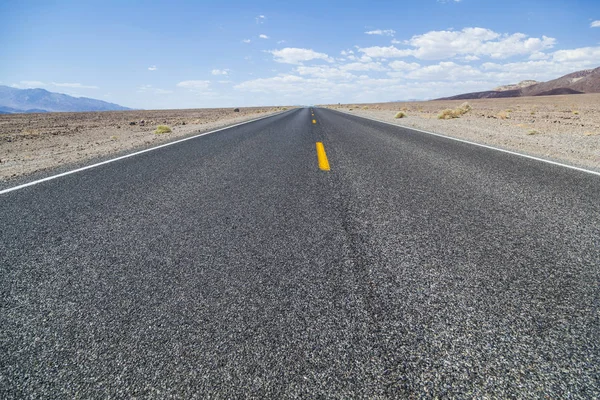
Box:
[439,67,600,100]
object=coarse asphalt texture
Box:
[1,108,599,398]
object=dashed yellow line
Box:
[312,119,316,124]
[316,142,330,171]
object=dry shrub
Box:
[438,102,472,119]
[527,129,541,135]
[394,111,407,119]
[154,125,172,134]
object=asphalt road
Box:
[1,108,599,398]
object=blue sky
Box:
[1,0,599,109]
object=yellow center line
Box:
[316,142,330,171]
[312,119,316,124]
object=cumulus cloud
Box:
[148,65,158,71]
[138,84,172,94]
[234,74,306,93]
[388,61,421,71]
[11,81,99,89]
[11,81,46,89]
[551,46,600,62]
[295,66,356,80]
[339,62,386,72]
[591,21,600,28]
[211,69,230,75]
[365,29,396,36]
[176,80,211,90]
[359,28,556,60]
[242,39,251,43]
[405,62,483,81]
[358,45,414,58]
[269,48,334,64]
[259,34,269,39]
[52,82,99,89]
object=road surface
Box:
[1,108,599,398]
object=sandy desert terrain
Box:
[323,93,600,171]
[0,106,288,181]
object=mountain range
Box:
[0,85,130,113]
[438,66,600,100]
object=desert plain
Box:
[1,94,599,182]
[0,106,287,181]
[324,93,600,171]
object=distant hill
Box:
[0,85,131,113]
[438,67,600,100]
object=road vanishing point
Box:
[1,108,599,398]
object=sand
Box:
[323,94,600,171]
[0,107,289,181]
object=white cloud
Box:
[137,84,172,94]
[551,46,600,63]
[339,62,386,72]
[405,62,483,81]
[411,28,555,60]
[234,74,307,93]
[176,80,211,90]
[528,52,549,60]
[259,34,269,39]
[296,66,356,80]
[591,20,600,28]
[11,81,46,88]
[388,61,421,71]
[360,28,556,61]
[148,65,158,71]
[358,45,414,58]
[277,40,286,44]
[391,39,401,44]
[269,48,334,64]
[365,29,396,36]
[256,15,266,24]
[211,69,230,75]
[242,39,251,43]
[11,81,99,90]
[51,82,99,89]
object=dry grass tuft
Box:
[497,111,510,120]
[395,111,407,119]
[154,125,172,134]
[527,129,541,135]
[438,102,472,120]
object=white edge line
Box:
[329,108,600,177]
[0,110,291,195]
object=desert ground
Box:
[323,93,600,171]
[0,107,288,181]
